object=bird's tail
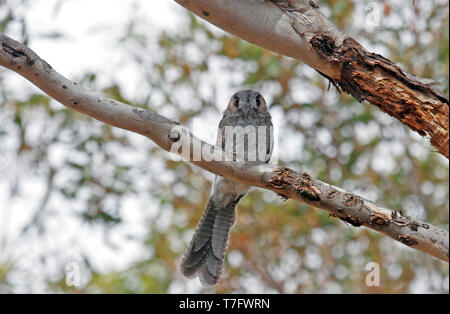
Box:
[180,196,240,286]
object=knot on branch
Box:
[309,35,336,58]
[169,125,184,142]
[366,208,432,234]
[390,210,430,231]
[267,167,321,202]
[341,215,362,227]
[1,36,36,67]
[399,235,418,247]
[369,211,391,226]
[343,193,361,207]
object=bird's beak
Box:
[242,105,251,115]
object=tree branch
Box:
[0,34,448,262]
[175,0,449,158]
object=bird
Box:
[180,90,273,286]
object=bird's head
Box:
[225,90,268,116]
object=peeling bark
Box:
[263,167,448,260]
[176,0,449,158]
[310,36,449,158]
[0,34,448,262]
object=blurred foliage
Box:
[0,0,448,293]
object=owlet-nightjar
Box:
[180,90,274,286]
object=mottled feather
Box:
[180,90,273,286]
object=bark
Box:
[0,34,448,262]
[175,0,449,158]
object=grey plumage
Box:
[180,195,241,285]
[180,90,273,286]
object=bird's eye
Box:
[233,96,239,107]
[255,95,261,107]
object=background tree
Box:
[0,0,448,293]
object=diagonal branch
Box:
[175,0,449,158]
[0,34,448,262]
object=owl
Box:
[180,90,273,286]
